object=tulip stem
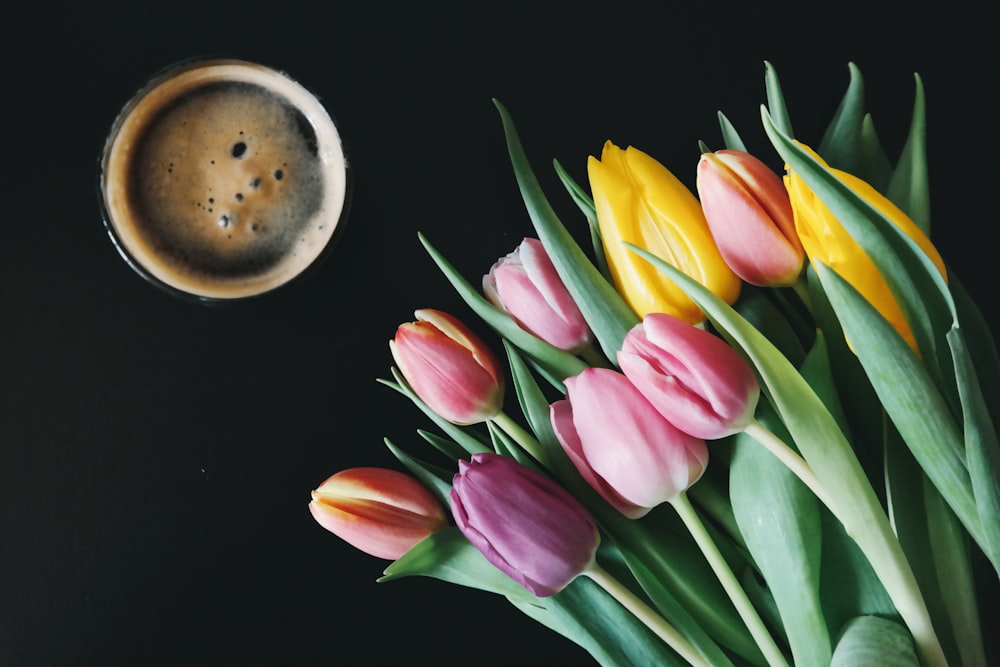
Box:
[744,420,838,517]
[670,492,791,667]
[790,275,812,313]
[491,411,551,468]
[582,563,713,667]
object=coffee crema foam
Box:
[100,59,348,301]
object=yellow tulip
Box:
[784,143,947,353]
[588,141,741,323]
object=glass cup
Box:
[98,58,351,303]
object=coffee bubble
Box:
[99,59,349,302]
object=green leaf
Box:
[817,508,896,638]
[884,424,968,667]
[717,111,748,152]
[553,158,612,284]
[923,476,988,667]
[412,428,467,462]
[763,61,794,137]
[509,575,691,667]
[504,340,564,464]
[947,325,1000,573]
[818,62,865,174]
[378,370,492,456]
[381,528,687,666]
[950,273,1000,433]
[887,74,931,234]
[417,232,588,383]
[493,98,640,360]
[858,114,893,193]
[830,616,919,667]
[380,527,522,593]
[814,265,990,563]
[383,437,455,507]
[730,429,829,667]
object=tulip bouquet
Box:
[310,61,1000,667]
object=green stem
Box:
[670,492,790,667]
[582,562,712,667]
[790,273,812,313]
[744,420,839,517]
[491,411,550,467]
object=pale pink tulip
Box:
[618,313,760,439]
[483,237,593,352]
[550,368,708,519]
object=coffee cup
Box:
[99,58,350,302]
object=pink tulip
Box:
[550,368,708,519]
[309,467,449,560]
[390,309,505,425]
[451,452,600,597]
[618,313,760,439]
[483,237,593,352]
[696,149,804,287]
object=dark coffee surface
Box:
[125,80,324,283]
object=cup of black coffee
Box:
[99,58,350,302]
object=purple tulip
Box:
[450,453,600,597]
[550,368,708,519]
[618,313,760,439]
[483,237,593,352]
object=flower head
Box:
[550,367,709,518]
[483,237,593,352]
[618,313,760,439]
[450,452,600,597]
[696,149,804,287]
[309,467,449,560]
[784,144,947,352]
[390,309,504,425]
[588,141,741,323]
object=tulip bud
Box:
[483,237,593,352]
[550,368,708,519]
[309,467,449,560]
[696,149,804,287]
[618,313,760,439]
[587,141,741,323]
[450,452,600,597]
[390,308,505,425]
[784,143,947,352]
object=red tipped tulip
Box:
[310,467,448,560]
[618,313,759,439]
[550,368,708,519]
[483,237,593,352]
[390,309,505,425]
[450,453,600,597]
[696,149,804,287]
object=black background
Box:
[3,2,998,666]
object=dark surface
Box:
[2,3,998,666]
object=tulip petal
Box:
[309,468,448,560]
[450,454,599,597]
[561,369,709,513]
